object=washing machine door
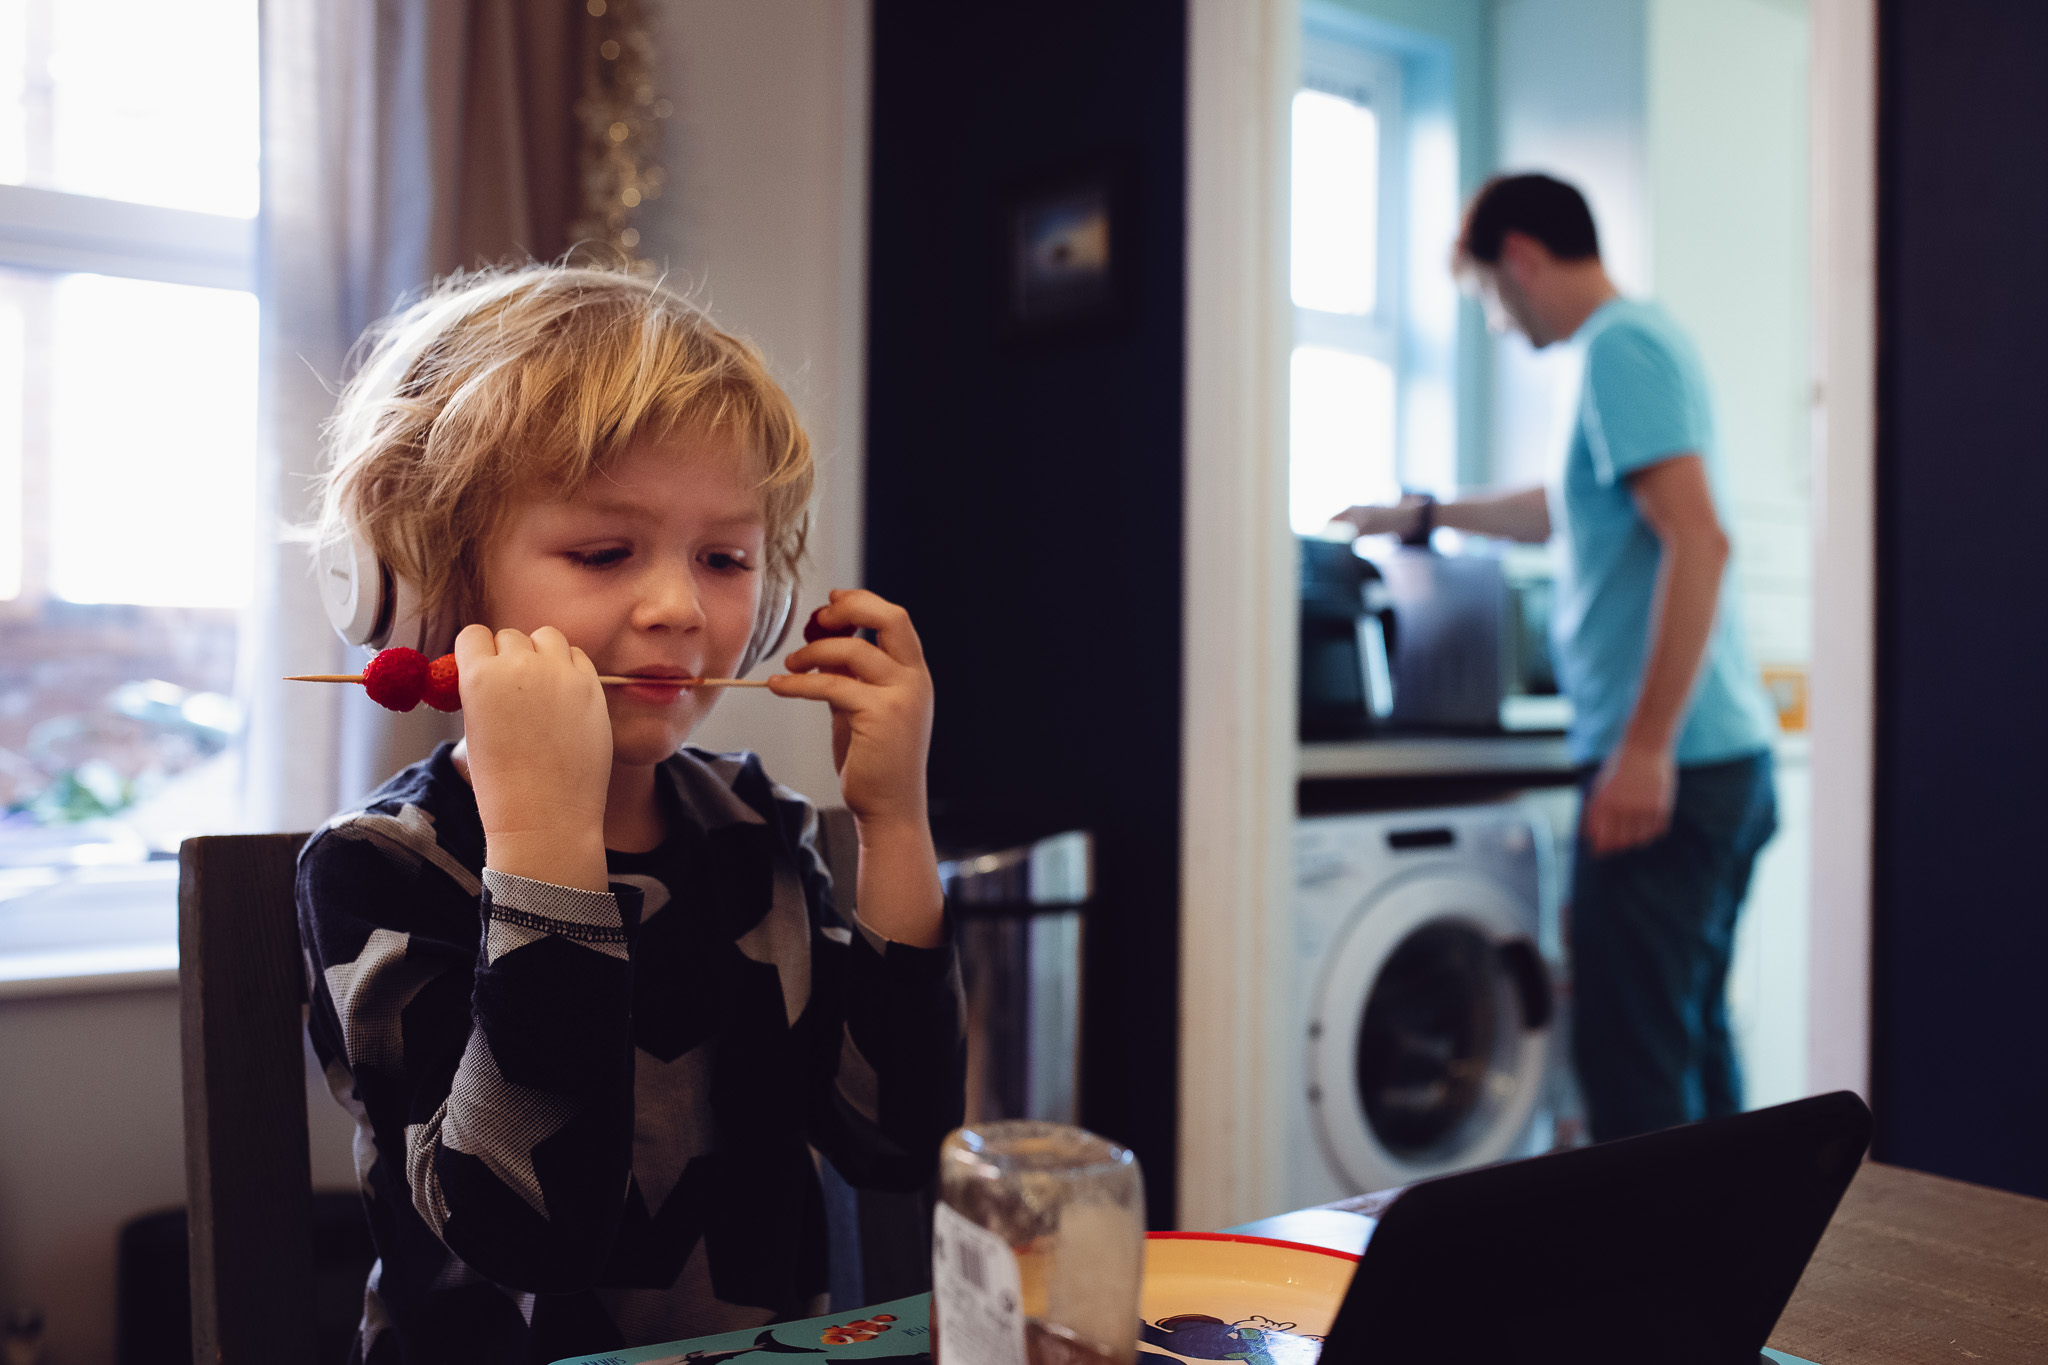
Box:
[1307,869,1552,1193]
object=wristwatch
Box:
[1401,494,1437,548]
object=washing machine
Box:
[1286,802,1559,1209]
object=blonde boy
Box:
[298,267,963,1362]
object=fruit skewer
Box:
[294,610,857,713]
[287,649,776,713]
[284,673,771,688]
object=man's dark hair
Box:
[1457,174,1600,265]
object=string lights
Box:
[572,0,669,267]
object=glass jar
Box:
[933,1120,1145,1365]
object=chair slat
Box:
[179,832,316,1365]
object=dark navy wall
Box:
[865,3,1188,1223]
[1875,0,2048,1198]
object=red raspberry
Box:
[361,647,428,712]
[802,606,858,643]
[421,653,461,712]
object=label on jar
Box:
[931,1201,1026,1365]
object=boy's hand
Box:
[769,590,942,947]
[769,589,934,828]
[455,624,612,892]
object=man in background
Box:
[1335,173,1779,1142]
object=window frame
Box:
[0,181,252,290]
[1294,39,1404,380]
[0,180,255,608]
[1287,36,1411,533]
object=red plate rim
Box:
[1145,1230,1361,1264]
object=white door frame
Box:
[1179,0,1299,1231]
[1805,0,1877,1101]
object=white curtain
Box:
[243,0,582,833]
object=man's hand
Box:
[1333,487,1553,544]
[768,589,942,947]
[1331,494,1431,540]
[455,623,613,892]
[1584,742,1677,856]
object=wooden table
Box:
[1763,1162,2048,1364]
[1233,1162,2048,1364]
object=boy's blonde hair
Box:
[314,265,812,663]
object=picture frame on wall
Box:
[1001,159,1133,341]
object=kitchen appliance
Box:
[1298,537,1396,741]
[1375,548,1506,731]
[1286,803,1557,1208]
[1365,544,1571,734]
[940,830,1092,1125]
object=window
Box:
[0,0,258,882]
[1289,43,1403,536]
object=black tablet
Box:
[1317,1091,1872,1365]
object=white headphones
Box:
[315,530,429,655]
[315,527,797,674]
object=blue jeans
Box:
[1569,751,1777,1143]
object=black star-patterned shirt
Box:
[297,742,965,1364]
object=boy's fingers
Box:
[454,623,496,664]
[529,626,573,659]
[494,627,533,656]
[783,636,900,684]
[765,671,862,706]
[824,588,926,668]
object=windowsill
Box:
[0,859,181,1000]
[0,941,177,999]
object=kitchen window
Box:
[0,0,257,983]
[1289,39,1404,536]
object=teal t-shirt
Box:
[1553,298,1777,766]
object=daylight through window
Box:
[0,0,257,871]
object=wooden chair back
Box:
[178,831,316,1364]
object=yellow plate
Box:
[1138,1232,1358,1365]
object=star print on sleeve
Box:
[409,1026,580,1226]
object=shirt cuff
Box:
[851,908,955,977]
[480,868,631,963]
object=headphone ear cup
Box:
[379,561,429,655]
[313,526,438,655]
[315,530,390,648]
[739,578,796,677]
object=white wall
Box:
[641,0,872,810]
[1649,0,1812,672]
[1647,0,1814,1107]
[0,985,357,1365]
[1491,0,1648,490]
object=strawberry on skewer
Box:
[802,606,858,643]
[360,647,429,712]
[421,653,462,712]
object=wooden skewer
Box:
[285,673,773,689]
